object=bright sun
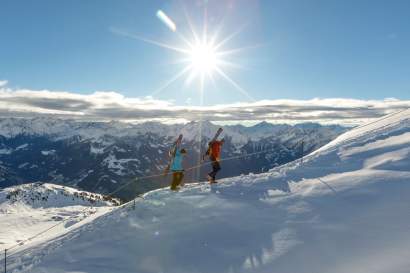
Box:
[113,8,255,100]
[189,42,218,75]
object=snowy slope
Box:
[0,183,118,257]
[6,109,410,273]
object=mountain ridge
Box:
[0,118,347,199]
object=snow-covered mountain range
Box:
[0,118,346,200]
[0,183,118,260]
[2,109,409,273]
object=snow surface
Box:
[3,109,410,273]
[41,150,56,156]
[15,144,28,151]
[103,153,141,176]
[0,148,12,155]
[0,183,118,259]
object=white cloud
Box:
[0,80,8,87]
[0,86,409,125]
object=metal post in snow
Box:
[4,249,6,273]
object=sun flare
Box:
[188,42,218,76]
[111,7,255,101]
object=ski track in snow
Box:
[2,110,410,273]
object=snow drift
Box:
[5,109,410,273]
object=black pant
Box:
[208,156,221,180]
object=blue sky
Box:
[0,0,409,117]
